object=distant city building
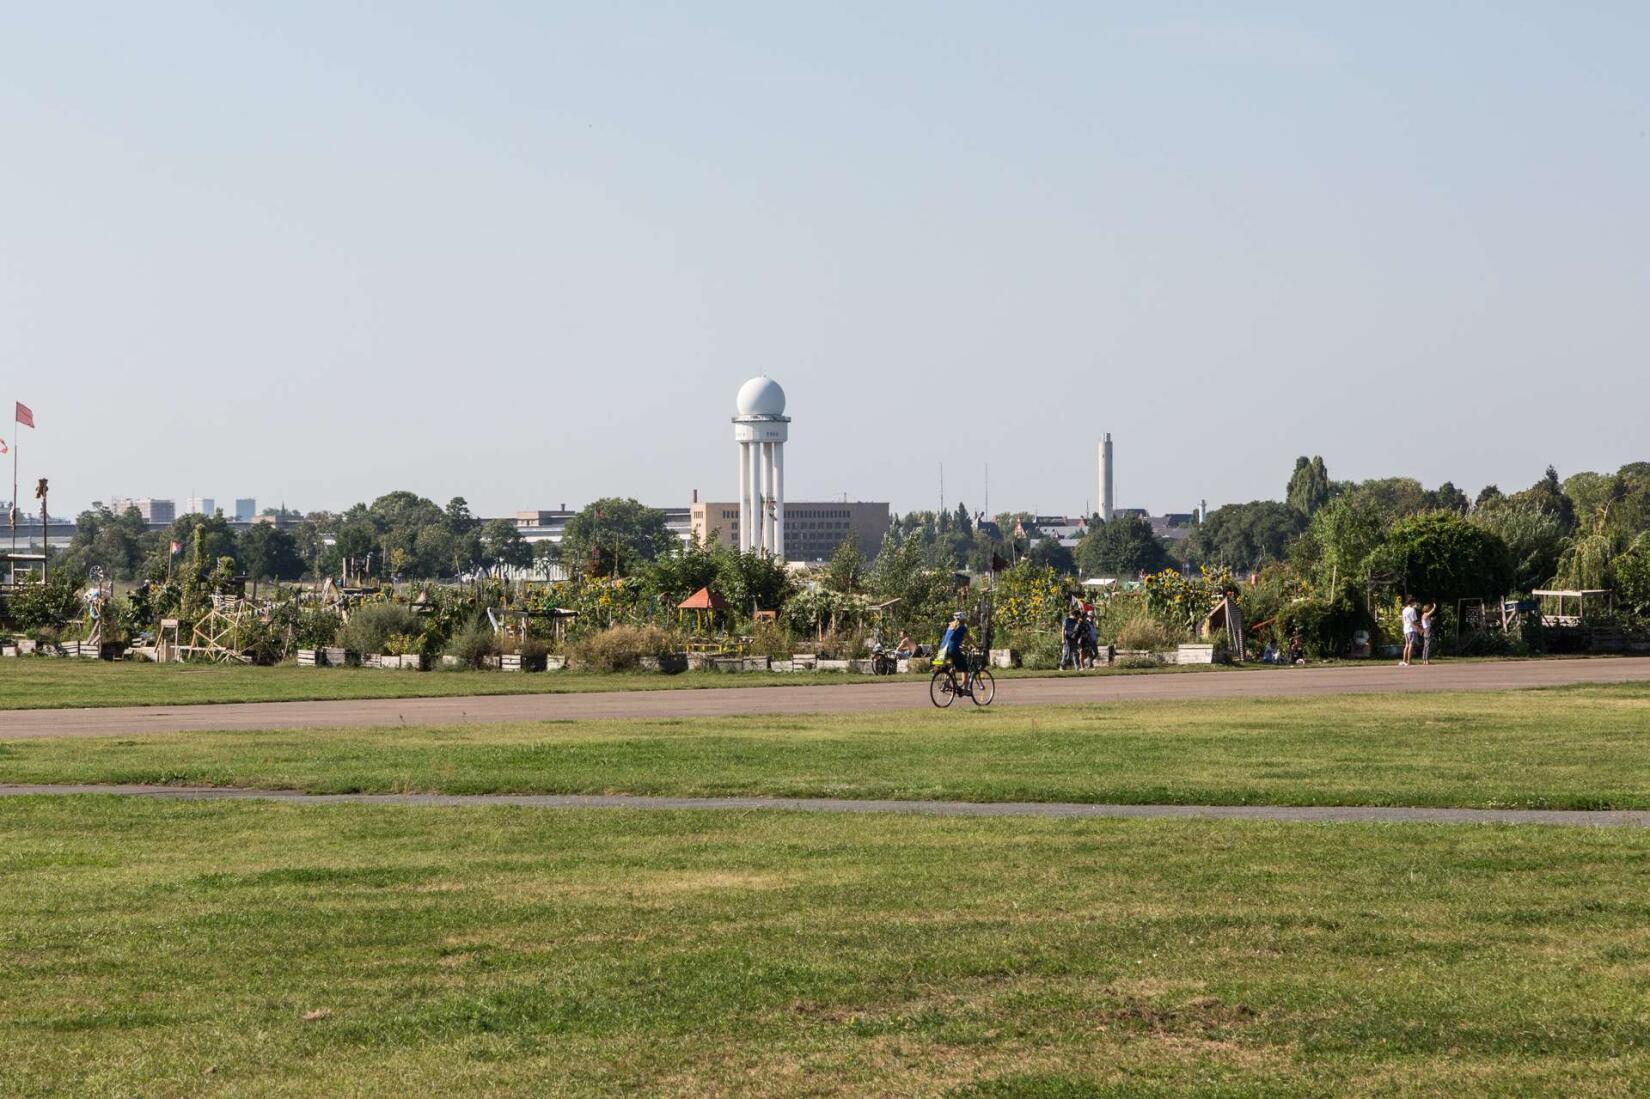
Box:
[1149,513,1198,543]
[1016,515,1091,549]
[185,496,216,517]
[234,498,256,522]
[692,499,888,562]
[513,506,693,547]
[108,496,176,524]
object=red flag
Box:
[15,402,33,428]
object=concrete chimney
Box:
[1098,433,1114,522]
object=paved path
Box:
[3,783,1648,827]
[2,657,1647,740]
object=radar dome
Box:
[735,376,786,417]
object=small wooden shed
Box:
[678,586,729,632]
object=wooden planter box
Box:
[17,639,37,655]
[325,647,349,667]
[741,656,770,672]
[440,654,464,669]
[1177,643,1217,665]
[710,656,746,673]
[297,649,321,667]
[1,645,16,658]
[686,653,714,672]
[989,648,1019,669]
[816,659,850,673]
[849,659,876,674]
[791,654,818,670]
[500,653,548,672]
[639,654,688,674]
[545,655,567,671]
[769,659,794,673]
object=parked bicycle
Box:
[929,649,995,707]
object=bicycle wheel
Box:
[969,668,996,706]
[929,669,957,708]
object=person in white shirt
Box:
[1400,598,1420,666]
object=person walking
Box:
[1421,603,1437,665]
[1400,597,1420,666]
[1060,608,1080,670]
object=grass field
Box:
[5,796,1650,1097]
[5,684,1649,810]
[0,658,1235,711]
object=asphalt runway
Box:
[1,656,1646,740]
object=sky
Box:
[2,2,1646,521]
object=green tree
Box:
[645,535,725,605]
[1423,481,1470,515]
[1076,515,1170,577]
[825,538,865,594]
[368,491,449,577]
[562,498,673,577]
[1026,536,1076,575]
[716,549,797,615]
[480,518,533,573]
[60,504,151,581]
[1291,494,1388,591]
[1469,499,1566,593]
[236,524,306,581]
[1346,477,1429,520]
[153,513,237,580]
[1185,501,1305,571]
[1371,512,1513,602]
[1507,466,1576,533]
[444,497,484,574]
[1286,456,1333,516]
[1614,539,1650,616]
[867,531,959,636]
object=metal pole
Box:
[8,417,16,584]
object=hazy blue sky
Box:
[2,3,1646,519]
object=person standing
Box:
[1060,608,1080,670]
[1400,598,1420,666]
[1421,603,1437,665]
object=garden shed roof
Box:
[678,587,729,611]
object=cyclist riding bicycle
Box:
[932,611,972,689]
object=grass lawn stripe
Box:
[4,798,1650,1096]
[2,684,1648,811]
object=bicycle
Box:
[929,650,995,707]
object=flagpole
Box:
[9,408,16,582]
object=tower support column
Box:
[738,442,751,550]
[773,443,785,559]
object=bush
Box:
[570,624,675,672]
[747,619,793,660]
[292,607,341,650]
[340,603,421,655]
[814,625,870,660]
[1273,589,1374,659]
[1113,613,1183,652]
[4,572,84,631]
[1006,629,1063,670]
[444,618,499,669]
[382,633,420,656]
